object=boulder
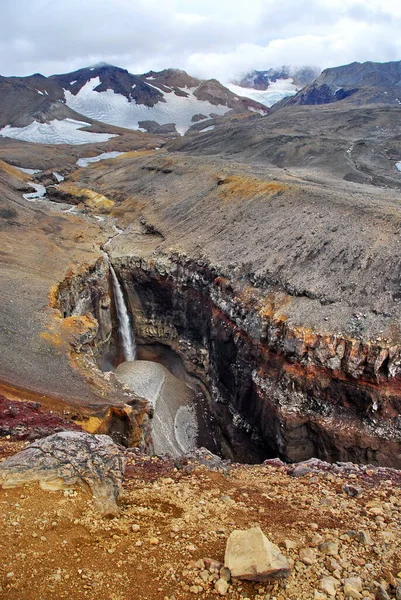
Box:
[0,431,125,516]
[224,527,290,581]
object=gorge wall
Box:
[102,251,401,467]
[51,151,401,468]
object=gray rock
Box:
[225,527,290,581]
[396,583,401,600]
[219,566,231,583]
[291,465,311,478]
[375,585,391,600]
[343,484,363,497]
[0,431,125,516]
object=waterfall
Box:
[110,266,136,361]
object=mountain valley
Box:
[1,58,401,600]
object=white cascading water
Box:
[110,266,136,361]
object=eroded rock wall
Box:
[56,257,114,360]
[112,253,401,467]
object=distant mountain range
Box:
[0,64,269,144]
[1,60,401,146]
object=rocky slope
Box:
[0,435,401,600]
[276,60,401,108]
[170,101,401,190]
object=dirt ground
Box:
[1,441,401,600]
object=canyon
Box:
[2,140,400,468]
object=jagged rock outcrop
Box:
[0,431,126,515]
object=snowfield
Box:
[64,77,231,135]
[0,118,118,145]
[226,78,298,108]
[396,161,401,172]
[76,151,124,168]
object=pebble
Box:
[204,558,222,571]
[319,541,339,556]
[219,567,231,583]
[358,531,374,546]
[131,524,140,532]
[375,585,390,600]
[319,576,340,597]
[215,578,229,595]
[344,577,363,599]
[343,484,363,497]
[299,547,317,565]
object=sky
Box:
[1,0,401,82]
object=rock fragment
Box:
[319,576,340,597]
[299,547,317,565]
[0,431,125,516]
[375,585,390,600]
[224,527,290,581]
[344,577,363,599]
[215,578,229,595]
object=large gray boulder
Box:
[0,431,125,516]
[225,527,290,581]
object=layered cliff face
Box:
[105,251,401,467]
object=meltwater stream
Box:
[110,266,136,361]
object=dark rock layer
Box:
[109,253,401,467]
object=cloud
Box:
[0,0,400,81]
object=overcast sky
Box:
[1,0,400,81]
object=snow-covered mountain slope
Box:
[0,118,117,145]
[229,66,320,107]
[61,65,269,135]
[226,79,299,108]
[0,63,269,143]
[64,77,232,136]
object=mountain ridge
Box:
[275,59,401,108]
[0,64,269,143]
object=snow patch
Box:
[53,171,64,182]
[0,118,118,145]
[70,80,77,85]
[199,125,215,132]
[76,151,124,168]
[36,90,44,95]
[396,162,401,172]
[64,78,231,135]
[226,78,298,108]
[13,166,41,175]
[23,182,46,201]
